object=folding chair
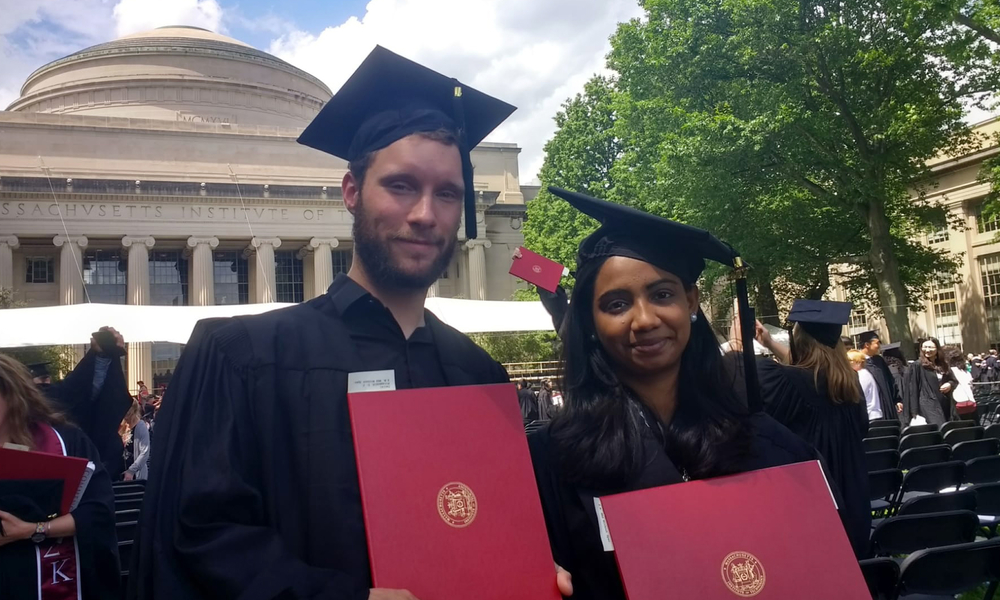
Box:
[870,419,902,429]
[952,438,1000,462]
[943,426,985,446]
[896,489,976,517]
[858,557,898,600]
[866,449,900,472]
[867,426,901,440]
[864,436,899,453]
[116,520,138,545]
[115,508,141,524]
[898,445,950,471]
[869,469,903,517]
[941,420,977,436]
[113,491,144,503]
[869,510,979,557]
[966,456,1000,485]
[115,498,143,512]
[902,423,939,437]
[972,482,1000,537]
[894,539,1000,599]
[891,461,965,512]
[899,431,943,452]
[986,424,1000,440]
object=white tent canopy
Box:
[0,299,556,348]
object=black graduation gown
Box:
[901,363,958,425]
[519,387,540,421]
[43,350,132,477]
[757,359,871,558]
[129,288,509,600]
[528,413,816,600]
[0,425,121,600]
[866,355,901,422]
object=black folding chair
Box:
[115,508,141,524]
[896,489,976,517]
[891,461,965,512]
[858,557,898,600]
[869,469,903,517]
[899,431,943,452]
[895,539,1000,599]
[864,436,899,452]
[866,449,900,472]
[966,456,1000,485]
[869,510,979,557]
[953,438,1000,461]
[898,445,950,471]
[116,520,138,545]
[943,426,985,446]
[972,482,1000,537]
[986,423,1000,440]
[115,498,143,512]
[902,423,939,437]
[113,490,145,501]
[941,420,977,435]
[870,419,902,429]
[867,426,901,440]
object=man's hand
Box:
[123,471,135,482]
[369,589,419,600]
[896,403,903,414]
[90,326,126,354]
[557,564,573,596]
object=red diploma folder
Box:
[599,461,868,599]
[0,447,94,515]
[509,247,565,293]
[348,383,561,600]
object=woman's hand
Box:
[940,382,953,394]
[0,510,35,547]
[557,564,573,596]
[896,403,903,414]
[754,321,772,347]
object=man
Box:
[537,379,555,420]
[987,349,999,382]
[858,331,903,422]
[130,48,571,600]
[517,379,539,424]
[29,326,132,476]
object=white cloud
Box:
[112,0,223,37]
[266,0,645,182]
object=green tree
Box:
[467,332,560,365]
[0,287,76,378]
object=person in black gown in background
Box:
[751,300,871,558]
[858,330,903,422]
[528,188,817,600]
[902,338,958,426]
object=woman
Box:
[947,350,978,424]
[754,302,870,557]
[902,338,957,425]
[528,188,816,600]
[848,349,883,421]
[120,400,150,481]
[0,355,120,599]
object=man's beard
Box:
[352,194,457,292]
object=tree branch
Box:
[955,12,1000,46]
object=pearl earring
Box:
[690,314,698,323]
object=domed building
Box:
[0,27,529,391]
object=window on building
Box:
[275,251,304,303]
[24,257,54,283]
[932,276,961,345]
[151,342,184,394]
[149,250,188,306]
[926,227,949,245]
[332,249,352,277]
[980,254,1000,346]
[977,202,1000,234]
[849,308,867,331]
[83,250,126,304]
[213,251,249,305]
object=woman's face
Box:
[850,361,863,372]
[921,341,938,360]
[591,256,699,378]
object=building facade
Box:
[0,26,530,392]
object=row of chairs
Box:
[870,466,1000,522]
[866,447,1000,476]
[112,479,145,598]
[861,538,1000,599]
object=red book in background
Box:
[0,447,94,514]
[599,461,868,600]
[348,383,561,600]
[510,247,566,293]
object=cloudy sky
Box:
[1,0,644,182]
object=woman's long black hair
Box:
[548,256,754,491]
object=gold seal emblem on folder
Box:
[721,551,766,597]
[437,482,478,528]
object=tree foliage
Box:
[0,288,75,378]
[467,332,560,365]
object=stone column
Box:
[187,236,219,306]
[53,235,88,305]
[246,237,281,303]
[465,239,491,301]
[123,236,155,395]
[0,236,18,291]
[300,237,339,299]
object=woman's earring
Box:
[690,314,698,323]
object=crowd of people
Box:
[1,46,997,600]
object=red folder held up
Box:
[510,247,566,293]
[0,447,94,515]
[348,383,561,600]
[599,461,868,599]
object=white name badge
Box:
[348,370,397,394]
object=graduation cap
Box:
[858,330,880,346]
[27,362,51,379]
[787,299,852,348]
[298,46,516,240]
[547,187,764,411]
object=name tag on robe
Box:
[348,370,397,393]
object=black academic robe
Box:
[129,292,509,600]
[0,425,121,600]
[757,359,871,559]
[528,413,817,600]
[866,355,901,422]
[901,362,958,425]
[43,350,132,477]
[519,387,540,421]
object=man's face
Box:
[343,134,463,291]
[865,337,881,355]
